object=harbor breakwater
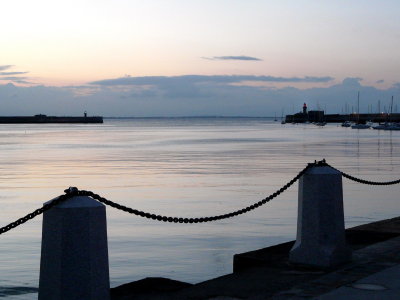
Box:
[0,114,103,123]
[285,112,400,123]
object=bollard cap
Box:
[44,196,104,208]
[305,166,340,175]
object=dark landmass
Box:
[0,114,103,124]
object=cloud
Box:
[0,66,30,85]
[11,79,34,84]
[0,65,13,71]
[63,85,102,96]
[376,79,384,84]
[0,71,29,76]
[89,75,334,86]
[0,76,29,81]
[0,79,31,85]
[1,76,397,117]
[341,77,362,87]
[203,55,262,61]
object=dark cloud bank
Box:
[0,75,399,117]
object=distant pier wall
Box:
[0,115,103,124]
[285,112,400,123]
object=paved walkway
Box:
[271,235,400,299]
[315,264,400,300]
[111,217,400,299]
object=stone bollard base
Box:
[39,195,110,300]
[289,166,352,268]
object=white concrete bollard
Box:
[289,165,352,268]
[38,196,110,300]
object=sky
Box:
[1,0,400,117]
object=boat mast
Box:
[357,91,360,123]
[391,96,394,114]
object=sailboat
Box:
[315,108,326,126]
[341,104,352,127]
[341,120,352,127]
[373,97,391,130]
[381,96,400,130]
[351,92,370,129]
[280,109,286,124]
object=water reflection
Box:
[0,120,399,296]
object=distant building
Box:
[285,103,324,123]
[284,103,400,123]
[308,110,324,122]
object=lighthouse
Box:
[303,103,307,114]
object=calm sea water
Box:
[0,118,399,299]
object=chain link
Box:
[77,163,311,223]
[0,164,311,233]
[1,159,399,235]
[324,162,400,186]
[0,191,74,235]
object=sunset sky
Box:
[1,0,400,116]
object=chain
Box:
[77,164,311,223]
[0,165,311,233]
[0,188,77,235]
[2,159,398,234]
[324,162,400,186]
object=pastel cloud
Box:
[0,72,29,76]
[202,56,262,61]
[0,66,30,85]
[0,65,14,71]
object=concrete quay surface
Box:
[111,216,400,300]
